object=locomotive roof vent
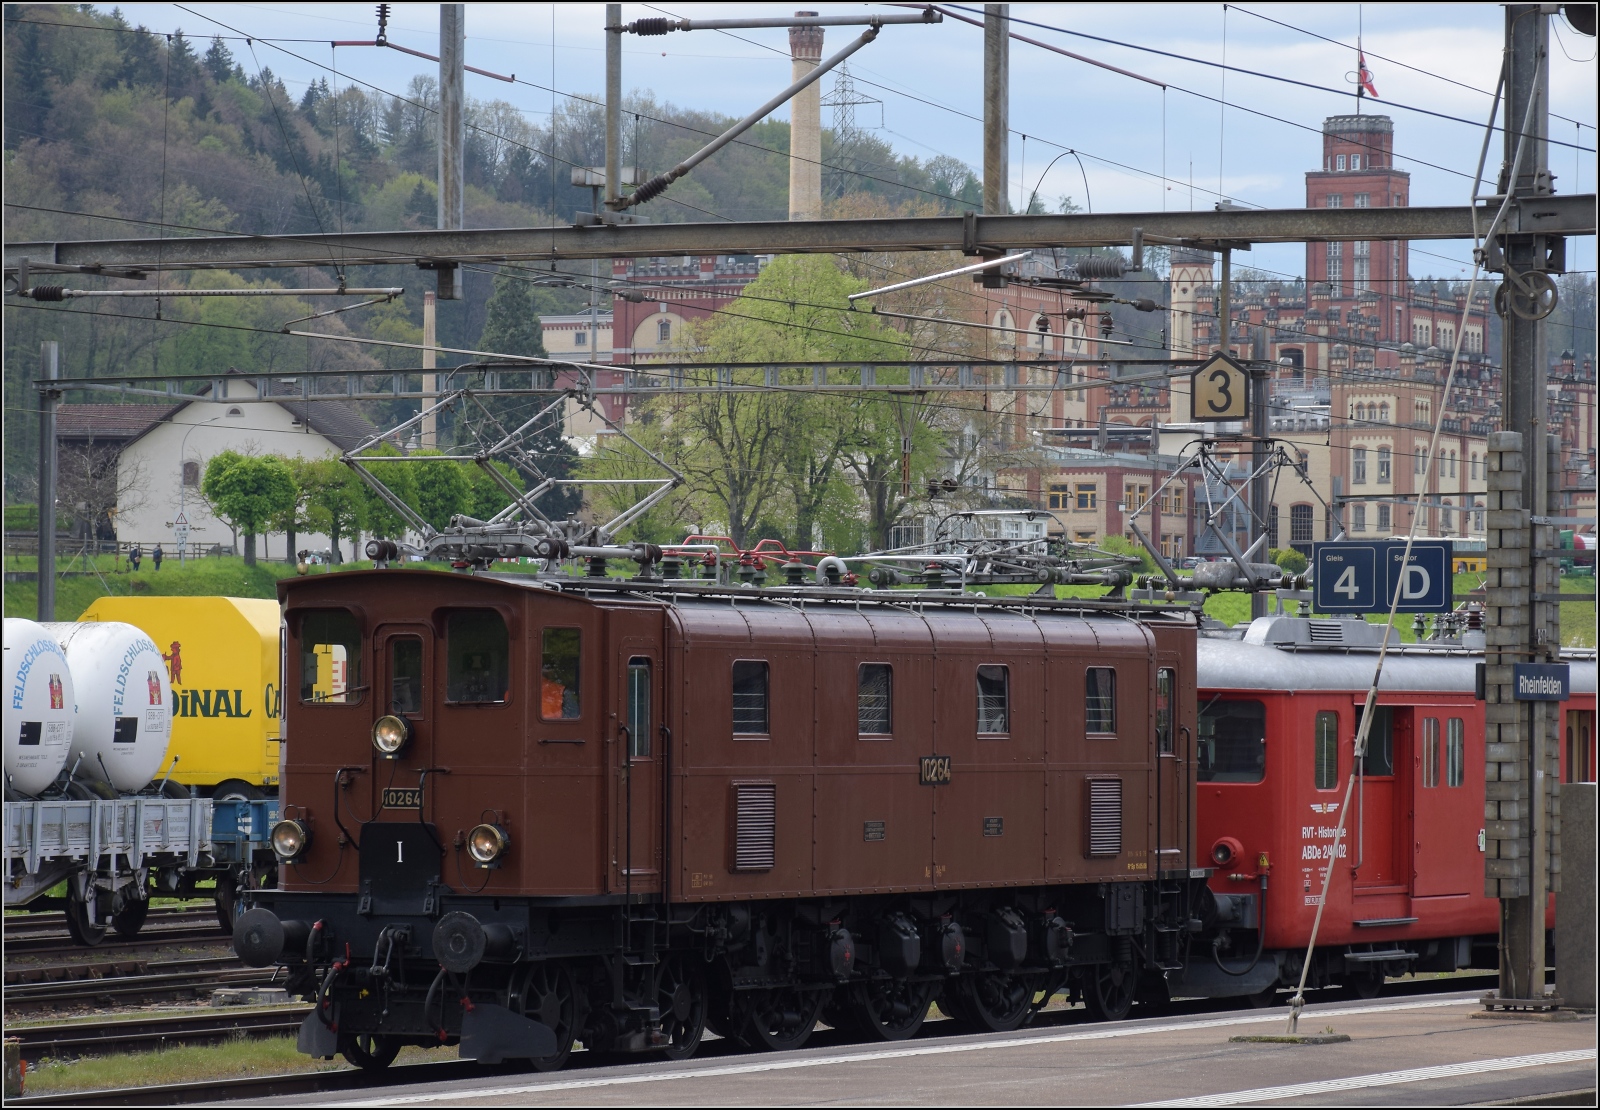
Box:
[1242,615,1391,650]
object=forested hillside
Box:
[2,4,985,501]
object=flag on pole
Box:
[1357,51,1379,99]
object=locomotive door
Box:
[1412,713,1469,896]
[609,623,662,896]
[1153,660,1187,870]
[375,623,432,813]
[1352,704,1406,889]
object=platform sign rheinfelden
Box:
[1312,541,1454,613]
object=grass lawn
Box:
[5,555,319,619]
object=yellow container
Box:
[75,597,281,794]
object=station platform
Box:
[267,991,1597,1108]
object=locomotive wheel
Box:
[340,1032,401,1070]
[656,957,708,1061]
[735,986,825,1052]
[520,962,578,1071]
[948,971,1033,1033]
[111,897,149,939]
[1081,960,1137,1022]
[65,895,107,947]
[846,978,938,1041]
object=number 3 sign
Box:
[1189,352,1249,422]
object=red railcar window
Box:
[1314,711,1338,789]
[1356,706,1394,776]
[1422,717,1440,788]
[1447,718,1465,787]
[1198,699,1265,783]
[858,664,892,736]
[1085,668,1116,735]
[977,665,1009,735]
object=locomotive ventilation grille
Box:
[732,781,777,871]
[1085,777,1123,857]
[1308,621,1345,643]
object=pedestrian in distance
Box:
[152,544,164,571]
[129,545,142,571]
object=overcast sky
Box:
[107,3,1597,281]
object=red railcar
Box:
[1190,615,1597,1000]
[238,570,1204,1068]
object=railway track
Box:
[8,1005,312,1062]
[4,907,227,957]
[7,974,1501,1105]
[4,955,280,1010]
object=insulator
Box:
[29,286,67,301]
[630,173,672,205]
[631,17,672,35]
[1130,298,1159,313]
[1071,257,1127,281]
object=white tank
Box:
[43,622,172,792]
[4,618,77,796]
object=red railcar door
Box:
[1353,705,1406,889]
[608,616,662,897]
[1413,712,1471,896]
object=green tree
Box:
[412,451,474,532]
[201,451,297,566]
[297,458,365,563]
[354,446,420,542]
[477,268,583,520]
[1271,547,1309,575]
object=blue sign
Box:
[1312,541,1454,614]
[1513,663,1570,701]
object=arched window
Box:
[226,407,244,417]
[182,460,200,488]
[1440,500,1454,532]
[1352,447,1368,485]
[1377,446,1392,484]
[657,318,672,343]
[1449,450,1458,477]
[1379,402,1390,423]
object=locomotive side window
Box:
[299,609,362,704]
[1155,669,1173,753]
[1447,717,1465,787]
[447,610,510,705]
[976,665,1009,735]
[732,661,769,736]
[390,637,423,715]
[538,627,580,718]
[857,663,893,736]
[1421,717,1440,788]
[1197,699,1265,783]
[1568,711,1595,783]
[1355,706,1394,777]
[1314,711,1338,789]
[1085,667,1117,735]
[627,658,651,757]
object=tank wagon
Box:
[1191,615,1597,1000]
[237,569,1207,1069]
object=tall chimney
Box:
[788,14,824,220]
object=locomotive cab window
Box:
[732,660,769,736]
[1155,669,1173,753]
[539,627,581,719]
[390,637,423,715]
[447,610,509,705]
[627,658,651,757]
[976,665,1009,735]
[299,609,362,704]
[858,663,892,736]
[1086,667,1117,735]
[1198,698,1265,783]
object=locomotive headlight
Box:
[467,823,509,868]
[271,818,310,862]
[372,715,412,758]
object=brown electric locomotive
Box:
[236,567,1205,1069]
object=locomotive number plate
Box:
[381,786,423,810]
[919,755,952,786]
